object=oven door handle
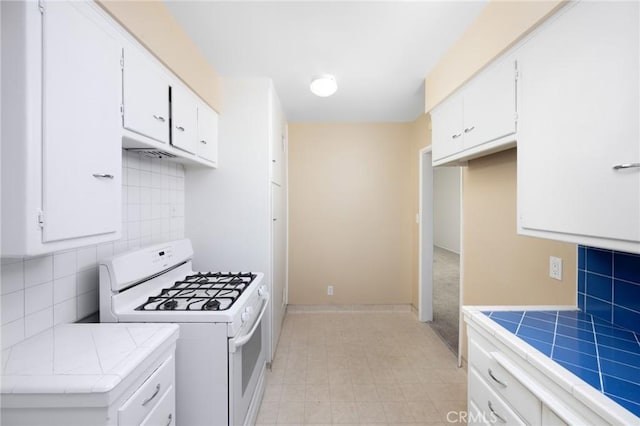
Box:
[229,296,269,353]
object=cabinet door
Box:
[518,1,640,248]
[271,183,286,354]
[171,85,197,154]
[431,93,463,163]
[196,102,218,164]
[42,1,121,242]
[270,92,285,185]
[123,47,170,143]
[463,58,517,150]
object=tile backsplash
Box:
[578,246,640,333]
[1,151,185,348]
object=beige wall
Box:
[425,0,565,112]
[97,0,223,112]
[288,123,415,305]
[463,149,576,306]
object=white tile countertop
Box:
[1,323,179,407]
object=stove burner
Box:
[135,272,257,312]
[163,300,178,310]
[204,299,221,311]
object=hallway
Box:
[256,311,467,425]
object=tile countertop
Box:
[1,323,179,406]
[464,306,640,423]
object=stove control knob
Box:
[241,307,254,323]
[241,311,251,323]
[258,286,266,297]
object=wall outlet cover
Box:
[550,256,563,281]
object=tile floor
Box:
[257,311,467,425]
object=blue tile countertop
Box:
[483,310,640,417]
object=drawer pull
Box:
[153,115,166,123]
[488,368,507,387]
[464,126,475,133]
[613,162,640,170]
[92,173,114,179]
[451,133,462,139]
[166,413,173,426]
[488,401,506,423]
[142,384,161,406]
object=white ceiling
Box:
[163,1,488,122]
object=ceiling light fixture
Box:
[310,75,338,97]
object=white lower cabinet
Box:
[0,324,179,426]
[517,0,640,253]
[464,309,637,426]
[1,0,122,256]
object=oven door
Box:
[228,296,269,426]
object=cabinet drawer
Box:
[119,355,175,426]
[468,337,541,424]
[140,385,175,426]
[469,368,526,426]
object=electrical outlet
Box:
[327,286,334,296]
[549,256,563,280]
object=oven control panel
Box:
[151,247,173,268]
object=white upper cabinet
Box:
[431,92,464,161]
[517,0,640,253]
[123,47,170,144]
[431,57,517,166]
[270,90,286,186]
[170,85,198,154]
[196,101,219,165]
[1,0,122,256]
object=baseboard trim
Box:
[286,304,412,313]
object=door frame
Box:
[418,147,464,367]
[418,146,433,322]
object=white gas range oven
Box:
[99,239,269,426]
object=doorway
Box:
[419,148,462,362]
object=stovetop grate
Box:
[135,272,257,312]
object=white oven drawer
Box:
[118,355,175,426]
[468,332,541,424]
[139,385,175,426]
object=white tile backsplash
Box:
[2,291,24,325]
[0,151,185,348]
[25,308,53,338]
[24,256,53,288]
[1,262,24,295]
[25,282,53,315]
[53,251,76,280]
[53,275,76,304]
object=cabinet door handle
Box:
[451,133,462,139]
[200,140,207,145]
[464,126,475,133]
[488,368,507,387]
[165,413,173,426]
[153,115,166,122]
[92,174,114,179]
[272,218,277,222]
[175,126,185,132]
[487,401,506,423]
[142,383,161,406]
[613,163,640,170]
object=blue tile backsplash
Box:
[578,246,640,334]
